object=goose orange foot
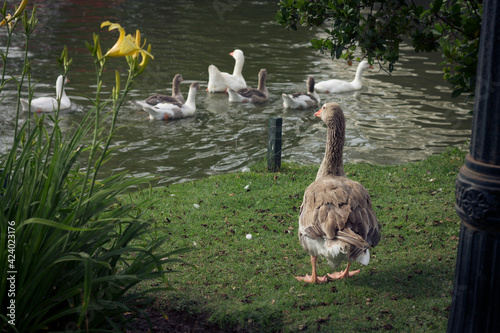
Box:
[295,256,328,283]
[327,263,360,279]
[294,274,328,284]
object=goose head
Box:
[315,102,345,130]
[173,74,184,85]
[358,60,373,72]
[190,81,201,91]
[230,49,244,61]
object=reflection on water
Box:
[0,0,472,184]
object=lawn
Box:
[126,147,466,332]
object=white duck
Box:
[315,61,372,94]
[207,49,246,92]
[282,76,320,109]
[295,102,381,284]
[20,75,71,112]
[227,69,268,104]
[144,74,185,105]
[138,82,200,120]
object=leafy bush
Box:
[1,3,188,332]
[276,0,482,98]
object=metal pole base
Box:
[448,154,500,332]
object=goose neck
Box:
[316,124,345,179]
[258,75,266,91]
[233,57,244,76]
[185,87,197,109]
[172,81,181,96]
[307,78,315,94]
[56,83,67,100]
[352,65,366,84]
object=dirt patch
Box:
[126,307,230,333]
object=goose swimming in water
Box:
[282,76,320,109]
[144,74,185,105]
[315,61,372,94]
[20,75,71,112]
[137,82,200,120]
[227,69,268,104]
[207,49,247,92]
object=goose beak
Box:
[314,107,323,118]
[230,51,234,56]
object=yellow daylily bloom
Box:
[1,0,29,28]
[131,29,153,69]
[0,14,13,29]
[138,43,153,70]
[133,29,141,59]
[100,21,153,60]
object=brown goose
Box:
[227,69,268,104]
[295,102,381,283]
[137,82,200,120]
[145,74,185,106]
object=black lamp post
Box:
[448,0,500,331]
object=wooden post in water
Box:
[448,0,500,332]
[267,117,282,172]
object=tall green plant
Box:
[1,2,189,332]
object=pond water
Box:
[0,0,473,184]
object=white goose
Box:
[144,74,185,105]
[138,82,200,120]
[227,69,268,104]
[282,76,320,109]
[315,61,372,94]
[207,49,246,92]
[20,75,71,112]
[295,102,381,283]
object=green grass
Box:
[126,147,466,332]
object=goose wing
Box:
[299,176,380,259]
[237,88,267,98]
[145,94,183,106]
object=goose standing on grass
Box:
[315,61,372,94]
[138,82,200,120]
[227,69,268,103]
[295,102,381,284]
[207,49,246,92]
[282,76,320,109]
[20,75,71,112]
[144,74,185,105]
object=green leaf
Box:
[432,0,443,14]
[19,218,102,231]
[310,38,323,49]
[451,88,464,98]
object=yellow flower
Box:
[138,44,152,68]
[0,14,13,29]
[131,29,153,70]
[1,0,29,28]
[100,21,153,60]
[133,29,142,60]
